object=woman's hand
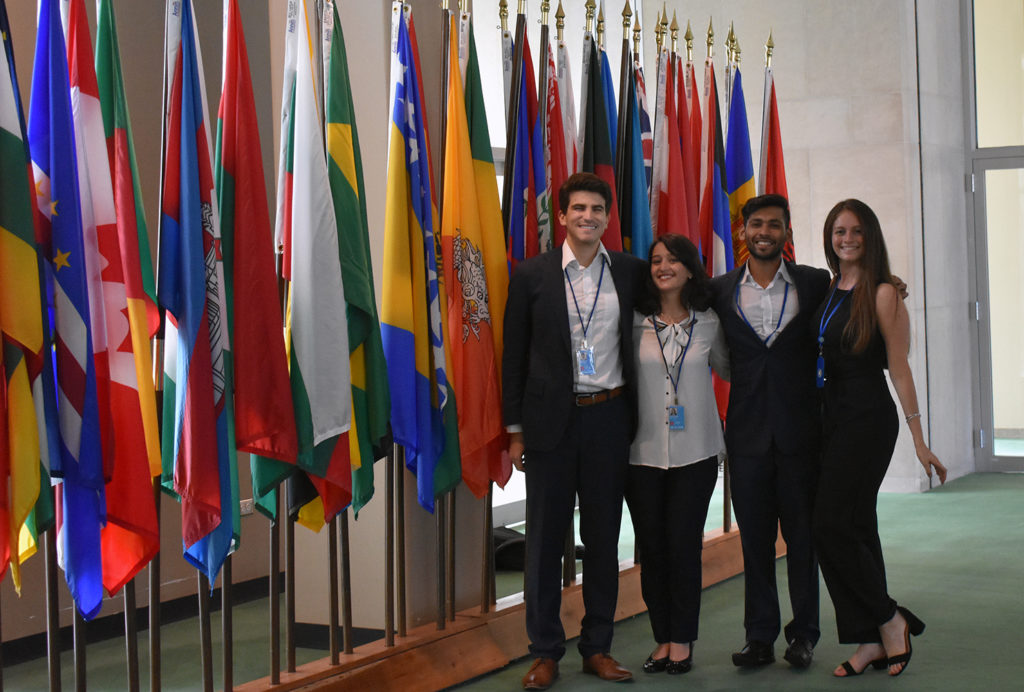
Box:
[915,443,947,484]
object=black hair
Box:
[638,234,712,315]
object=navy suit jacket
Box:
[502,248,646,452]
[711,262,831,457]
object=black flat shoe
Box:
[642,655,668,673]
[666,643,693,674]
[732,640,774,667]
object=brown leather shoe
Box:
[582,653,633,682]
[522,658,559,690]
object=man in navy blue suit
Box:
[503,173,645,690]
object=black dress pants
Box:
[523,395,630,660]
[729,446,820,646]
[813,379,899,644]
[626,456,718,644]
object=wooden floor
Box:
[236,526,779,691]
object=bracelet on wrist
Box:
[905,412,921,424]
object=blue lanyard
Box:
[652,316,696,405]
[735,280,790,346]
[565,259,606,345]
[816,282,850,388]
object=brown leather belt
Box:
[574,386,624,407]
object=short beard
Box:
[746,241,784,262]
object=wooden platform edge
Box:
[235,527,770,691]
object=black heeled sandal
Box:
[887,606,926,677]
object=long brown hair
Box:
[822,199,894,353]
[638,235,712,315]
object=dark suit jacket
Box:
[711,262,831,457]
[502,248,646,451]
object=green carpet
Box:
[460,472,1024,691]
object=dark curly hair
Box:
[638,234,712,316]
[558,172,613,214]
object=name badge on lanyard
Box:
[667,404,686,430]
[653,316,696,431]
[576,343,596,375]
[567,261,606,379]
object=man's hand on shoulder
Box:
[890,274,909,300]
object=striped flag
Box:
[441,13,507,498]
[759,59,794,261]
[325,0,391,517]
[698,57,733,276]
[67,0,159,596]
[0,0,44,593]
[382,3,455,512]
[650,50,691,241]
[158,0,238,583]
[634,62,653,198]
[726,67,756,266]
[29,0,105,619]
[581,38,622,251]
[506,31,541,265]
[617,57,653,259]
[271,0,353,529]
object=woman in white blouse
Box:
[626,234,729,675]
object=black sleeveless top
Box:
[813,286,888,383]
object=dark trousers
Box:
[523,396,630,660]
[729,446,820,646]
[813,393,899,644]
[626,456,718,644]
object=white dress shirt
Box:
[562,242,623,393]
[629,308,729,469]
[735,261,800,347]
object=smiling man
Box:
[710,194,831,671]
[503,173,646,690]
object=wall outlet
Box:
[239,498,255,516]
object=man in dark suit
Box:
[710,194,830,670]
[503,173,645,690]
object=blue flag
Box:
[28,0,106,620]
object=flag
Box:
[29,0,105,619]
[726,67,756,267]
[599,45,618,156]
[543,41,569,255]
[382,4,454,512]
[506,32,540,265]
[698,58,733,276]
[634,62,653,198]
[580,39,622,251]
[462,12,511,488]
[0,0,44,593]
[617,58,653,259]
[270,0,353,528]
[685,59,702,221]
[441,14,507,499]
[759,60,794,261]
[675,56,699,239]
[158,0,237,584]
[650,50,691,241]
[501,22,514,117]
[325,1,391,516]
[556,36,579,179]
[96,0,161,483]
[67,0,159,596]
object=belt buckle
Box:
[576,391,598,406]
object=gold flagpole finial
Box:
[706,17,714,59]
[733,35,742,67]
[765,30,774,68]
[517,0,526,15]
[597,6,605,47]
[499,0,508,32]
[659,3,669,38]
[556,1,565,41]
[541,0,550,24]
[585,0,596,35]
[633,12,642,54]
[670,12,679,54]
[654,9,664,50]
[727,22,736,63]
[622,0,632,39]
[684,20,694,62]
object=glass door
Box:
[971,159,1024,470]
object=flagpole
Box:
[614,0,631,201]
[45,526,60,690]
[385,446,396,647]
[538,1,551,183]
[198,573,213,692]
[396,448,407,638]
[222,557,233,690]
[339,509,354,653]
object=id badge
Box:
[576,346,596,376]
[815,355,825,389]
[667,405,685,430]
